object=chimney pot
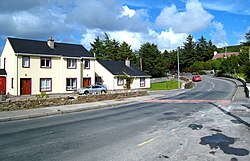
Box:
[47,36,54,49]
[125,58,130,67]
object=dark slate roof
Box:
[8,37,94,58]
[0,69,7,75]
[98,60,151,77]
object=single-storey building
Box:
[95,59,151,90]
[212,51,240,60]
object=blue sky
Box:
[0,0,249,52]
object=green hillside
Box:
[217,45,243,53]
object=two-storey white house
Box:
[1,37,95,96]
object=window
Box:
[22,56,30,68]
[40,78,52,92]
[84,59,90,69]
[140,78,145,87]
[41,57,51,68]
[117,78,124,86]
[67,59,77,69]
[66,78,77,91]
[11,78,14,88]
[4,58,6,69]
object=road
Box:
[0,76,249,161]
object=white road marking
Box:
[137,135,162,147]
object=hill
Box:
[217,45,243,53]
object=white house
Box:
[0,37,95,96]
[95,59,151,90]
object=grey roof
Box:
[0,69,7,75]
[8,37,94,58]
[98,60,151,77]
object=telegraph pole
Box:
[177,46,180,89]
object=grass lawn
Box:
[150,79,181,91]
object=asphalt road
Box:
[0,76,249,161]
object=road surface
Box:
[0,76,249,161]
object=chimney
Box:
[125,58,130,67]
[47,36,54,49]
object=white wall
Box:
[0,39,18,95]
[95,61,151,90]
[95,61,117,90]
[83,59,95,85]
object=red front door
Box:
[20,78,31,95]
[83,78,91,87]
[0,76,6,95]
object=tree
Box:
[117,42,135,61]
[162,49,176,72]
[220,56,239,74]
[207,40,217,60]
[103,33,120,60]
[183,34,196,68]
[139,42,164,77]
[242,30,250,46]
[196,36,208,62]
[90,37,105,59]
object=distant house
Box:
[95,59,151,90]
[212,51,240,60]
[0,37,95,96]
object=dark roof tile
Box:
[8,37,93,58]
[98,60,150,77]
[0,69,7,75]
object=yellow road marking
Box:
[137,135,162,147]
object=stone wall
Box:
[0,91,148,111]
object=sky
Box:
[0,0,249,53]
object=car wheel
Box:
[101,90,106,94]
[84,91,89,95]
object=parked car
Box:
[77,85,107,95]
[192,75,202,82]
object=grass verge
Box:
[150,79,181,91]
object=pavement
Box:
[0,77,249,123]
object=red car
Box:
[192,75,202,82]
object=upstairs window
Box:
[84,59,90,69]
[22,56,30,68]
[140,78,145,87]
[41,57,51,68]
[67,59,77,69]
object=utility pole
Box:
[140,57,142,71]
[177,46,180,89]
[249,47,250,61]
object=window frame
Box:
[11,78,14,88]
[84,59,90,69]
[22,56,30,68]
[40,78,52,92]
[67,59,77,69]
[117,77,124,86]
[66,78,77,91]
[40,57,51,68]
[140,77,145,87]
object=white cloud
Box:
[210,21,228,47]
[80,28,187,51]
[202,0,250,15]
[66,0,149,32]
[120,6,136,18]
[155,0,214,33]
